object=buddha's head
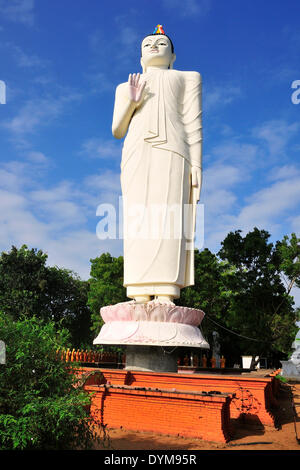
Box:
[140,32,176,73]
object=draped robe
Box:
[114,69,202,299]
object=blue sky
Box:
[0,0,299,305]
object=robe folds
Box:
[115,69,202,299]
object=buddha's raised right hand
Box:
[128,73,146,104]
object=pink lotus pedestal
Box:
[93,300,209,372]
[93,300,209,348]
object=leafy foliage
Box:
[178,248,230,348]
[178,230,299,364]
[276,233,300,292]
[217,228,298,359]
[0,245,92,347]
[88,253,127,337]
[0,313,101,450]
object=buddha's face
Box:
[141,35,175,71]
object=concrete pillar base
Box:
[125,345,178,373]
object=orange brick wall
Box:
[124,371,277,427]
[85,383,233,443]
[77,368,278,427]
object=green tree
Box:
[0,245,92,347]
[218,228,297,362]
[88,253,127,338]
[276,232,300,294]
[178,248,229,347]
[0,313,101,450]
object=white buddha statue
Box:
[112,26,202,304]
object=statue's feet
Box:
[132,295,175,305]
[153,295,175,305]
[134,295,151,304]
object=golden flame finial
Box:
[153,24,165,35]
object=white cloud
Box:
[45,231,122,280]
[211,140,259,169]
[84,169,121,194]
[3,99,61,135]
[0,160,36,190]
[85,72,114,94]
[26,151,50,166]
[205,189,237,217]
[30,181,73,204]
[253,119,300,157]
[240,175,300,224]
[113,23,140,67]
[89,15,143,73]
[200,161,245,253]
[89,29,105,52]
[2,92,82,143]
[0,188,122,278]
[203,167,300,254]
[0,188,26,211]
[3,42,47,68]
[204,163,244,191]
[0,168,23,191]
[32,75,53,86]
[163,0,211,17]
[204,85,242,111]
[291,286,300,309]
[118,25,140,48]
[268,165,300,181]
[195,118,299,258]
[0,160,123,279]
[30,186,87,229]
[80,137,122,160]
[29,178,102,227]
[289,215,300,234]
[201,163,242,237]
[0,0,35,26]
[0,187,49,247]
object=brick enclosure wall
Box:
[77,368,278,428]
[84,383,233,443]
[124,370,278,427]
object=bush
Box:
[275,374,288,383]
[0,312,101,450]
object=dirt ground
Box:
[94,379,300,452]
